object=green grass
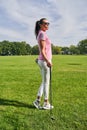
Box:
[0,55,87,130]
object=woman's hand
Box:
[47,61,52,67]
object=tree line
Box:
[0,39,87,56]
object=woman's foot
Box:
[43,102,54,110]
[33,100,40,109]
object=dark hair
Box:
[35,18,47,38]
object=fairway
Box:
[0,55,87,130]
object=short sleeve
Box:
[39,32,46,40]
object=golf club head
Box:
[51,116,55,120]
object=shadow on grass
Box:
[0,98,35,109]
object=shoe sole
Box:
[43,106,54,110]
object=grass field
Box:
[0,55,87,130]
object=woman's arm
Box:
[40,40,52,67]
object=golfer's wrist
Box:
[46,60,52,67]
[46,60,50,64]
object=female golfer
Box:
[33,18,53,110]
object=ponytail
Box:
[35,18,47,39]
[35,21,40,39]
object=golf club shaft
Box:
[50,67,55,121]
[50,67,52,114]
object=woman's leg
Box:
[43,64,50,103]
[38,60,50,102]
[37,60,50,101]
[36,60,45,101]
[34,60,50,108]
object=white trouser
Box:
[37,60,50,100]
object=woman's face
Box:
[40,19,50,31]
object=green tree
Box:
[77,39,87,54]
[12,42,22,55]
[0,42,2,55]
[1,40,12,55]
[26,44,32,55]
[31,45,39,55]
[11,41,30,55]
[0,40,32,56]
[52,44,61,54]
[61,47,69,54]
[69,45,80,55]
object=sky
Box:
[0,0,87,47]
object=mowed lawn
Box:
[0,55,87,130]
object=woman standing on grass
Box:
[33,18,53,110]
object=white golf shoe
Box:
[43,103,54,110]
[33,100,41,109]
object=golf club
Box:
[50,67,55,120]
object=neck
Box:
[40,28,46,32]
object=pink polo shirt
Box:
[37,30,52,61]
